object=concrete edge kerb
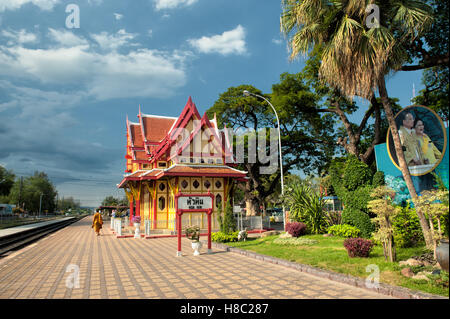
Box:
[210,242,447,300]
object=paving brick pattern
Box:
[0,217,393,299]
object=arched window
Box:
[158,197,166,210]
[216,194,222,209]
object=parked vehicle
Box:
[0,204,16,216]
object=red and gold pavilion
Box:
[117,97,247,232]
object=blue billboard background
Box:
[374,127,449,206]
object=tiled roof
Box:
[129,123,144,148]
[142,115,177,143]
[163,164,247,177]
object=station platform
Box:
[0,216,392,299]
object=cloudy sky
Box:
[0,0,425,207]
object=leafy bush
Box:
[284,182,327,234]
[343,238,374,258]
[211,231,239,243]
[327,224,361,238]
[342,155,372,191]
[273,237,318,246]
[372,171,385,187]
[392,205,424,248]
[342,207,375,238]
[324,210,342,226]
[218,197,237,234]
[286,222,307,237]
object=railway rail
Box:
[0,216,85,256]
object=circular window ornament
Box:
[159,183,166,191]
[193,180,200,189]
[215,180,222,189]
[386,105,447,176]
[204,180,211,189]
[181,180,188,189]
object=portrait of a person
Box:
[398,112,424,166]
[414,118,442,165]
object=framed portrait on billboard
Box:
[387,105,447,176]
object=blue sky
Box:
[0,0,425,207]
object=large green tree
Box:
[9,172,57,214]
[0,166,15,202]
[281,0,437,249]
[207,82,334,215]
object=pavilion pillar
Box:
[129,199,134,226]
[207,210,212,254]
[176,212,182,257]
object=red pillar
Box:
[177,212,182,256]
[153,196,157,229]
[207,211,212,253]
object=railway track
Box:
[0,216,86,256]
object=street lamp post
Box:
[242,90,286,231]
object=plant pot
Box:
[436,239,449,272]
[134,222,141,238]
[191,241,202,256]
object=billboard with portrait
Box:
[375,105,449,205]
[387,105,447,176]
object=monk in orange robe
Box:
[92,210,103,236]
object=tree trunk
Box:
[245,197,260,216]
[378,78,435,249]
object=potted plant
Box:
[133,216,141,238]
[185,225,202,255]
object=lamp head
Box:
[243,90,251,97]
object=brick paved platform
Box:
[0,216,394,299]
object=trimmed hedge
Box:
[327,224,361,238]
[211,231,239,243]
[341,208,375,238]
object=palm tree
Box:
[281,0,435,248]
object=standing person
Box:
[398,112,424,166]
[414,118,442,165]
[92,209,103,236]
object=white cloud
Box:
[90,29,136,51]
[0,29,189,101]
[154,0,198,10]
[188,25,247,56]
[1,29,37,44]
[113,13,123,20]
[48,28,89,47]
[0,0,60,12]
[272,38,283,45]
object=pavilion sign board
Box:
[175,192,215,257]
[178,196,213,210]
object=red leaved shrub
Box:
[343,237,374,258]
[286,222,307,237]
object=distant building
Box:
[0,204,16,216]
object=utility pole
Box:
[39,193,43,219]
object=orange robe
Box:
[92,213,103,233]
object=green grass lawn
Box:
[227,234,449,297]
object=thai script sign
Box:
[178,196,213,210]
